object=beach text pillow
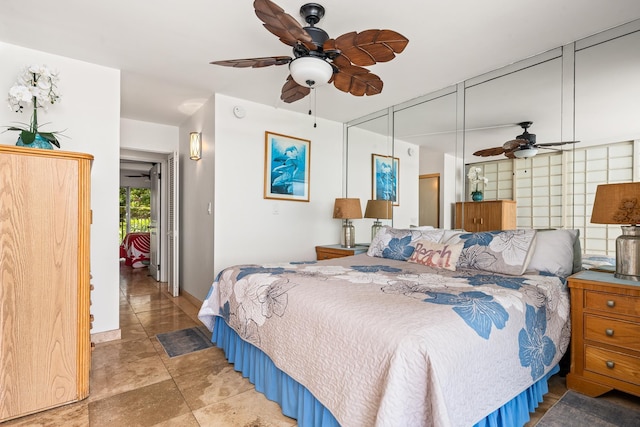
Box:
[407,240,464,271]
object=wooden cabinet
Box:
[315,244,369,260]
[0,146,93,422]
[455,200,516,232]
[566,270,640,398]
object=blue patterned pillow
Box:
[442,229,537,275]
[367,226,445,261]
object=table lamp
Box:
[364,199,392,240]
[333,198,362,248]
[590,182,640,281]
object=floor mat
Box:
[156,326,214,358]
[537,390,640,427]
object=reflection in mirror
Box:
[393,90,459,229]
[463,54,566,231]
[346,112,391,244]
[571,27,640,257]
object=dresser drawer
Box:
[585,345,640,386]
[584,315,640,352]
[585,290,640,317]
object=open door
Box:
[167,152,179,297]
[419,173,440,227]
[148,163,161,281]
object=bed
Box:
[119,231,151,268]
[198,227,577,427]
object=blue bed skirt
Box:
[212,318,559,427]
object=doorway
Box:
[419,173,440,227]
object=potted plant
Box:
[467,166,488,201]
[6,65,64,149]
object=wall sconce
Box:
[364,199,393,240]
[190,132,202,160]
[591,182,640,281]
[333,198,362,248]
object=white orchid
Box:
[467,166,488,192]
[5,64,63,148]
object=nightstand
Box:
[566,270,640,398]
[315,244,369,260]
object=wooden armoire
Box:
[0,145,93,422]
[455,200,517,232]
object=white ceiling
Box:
[2,0,640,128]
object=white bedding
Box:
[198,254,570,427]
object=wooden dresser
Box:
[0,146,93,422]
[566,270,640,398]
[455,200,516,232]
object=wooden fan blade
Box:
[280,75,311,103]
[254,0,315,49]
[326,29,409,67]
[503,139,526,150]
[331,55,383,96]
[505,150,516,159]
[210,56,292,68]
[535,140,580,147]
[473,146,506,157]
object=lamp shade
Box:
[333,198,362,219]
[364,200,392,219]
[591,182,640,224]
[289,57,333,88]
[513,147,538,158]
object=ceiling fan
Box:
[210,0,409,104]
[473,121,579,159]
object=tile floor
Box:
[4,263,637,426]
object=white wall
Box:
[179,94,344,301]
[0,42,120,335]
[121,118,178,152]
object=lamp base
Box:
[341,220,356,248]
[615,225,640,282]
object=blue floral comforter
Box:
[198,253,570,427]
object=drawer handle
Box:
[605,328,614,336]
[606,300,615,308]
[606,361,615,369]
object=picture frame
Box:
[264,131,311,202]
[372,153,399,206]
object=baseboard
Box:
[91,328,122,343]
[181,289,203,308]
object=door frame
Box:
[120,150,171,283]
[419,173,440,228]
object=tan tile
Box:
[137,308,199,336]
[89,353,171,402]
[120,321,151,341]
[128,293,175,313]
[150,412,201,427]
[193,388,296,427]
[92,337,158,371]
[173,364,256,410]
[89,380,191,426]
[151,337,225,377]
[0,400,89,426]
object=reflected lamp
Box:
[591,182,640,281]
[364,199,392,240]
[190,132,202,160]
[333,198,362,248]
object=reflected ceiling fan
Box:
[210,0,409,103]
[473,121,579,159]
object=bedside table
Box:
[315,244,369,260]
[566,270,640,398]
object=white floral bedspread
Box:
[198,254,570,427]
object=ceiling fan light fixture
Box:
[289,56,333,88]
[513,147,538,158]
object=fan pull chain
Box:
[308,88,318,128]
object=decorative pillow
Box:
[443,229,538,275]
[527,229,580,277]
[407,240,464,271]
[367,226,445,261]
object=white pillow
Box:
[527,229,579,278]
